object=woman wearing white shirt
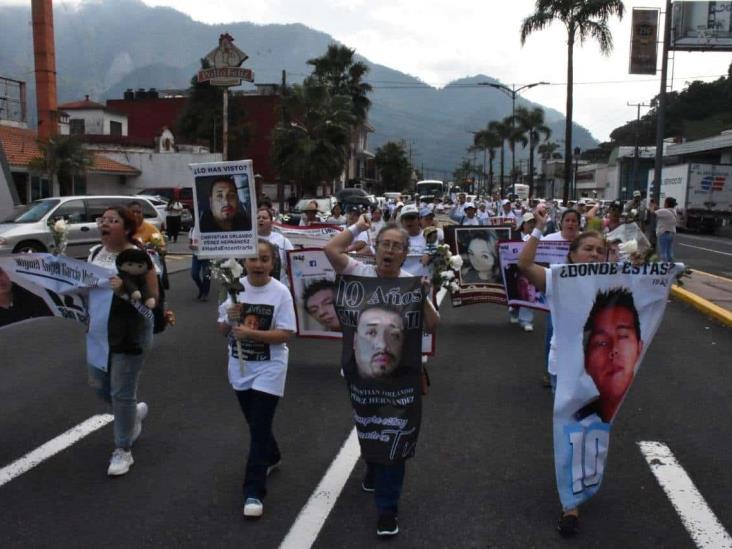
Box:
[256,207,294,285]
[325,203,347,225]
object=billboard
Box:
[671,1,732,51]
[629,8,659,74]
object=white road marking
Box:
[638,441,732,549]
[678,234,732,247]
[0,414,114,488]
[279,428,361,549]
[679,243,732,257]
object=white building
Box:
[58,96,129,137]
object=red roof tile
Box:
[91,153,140,175]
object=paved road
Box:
[675,233,732,278]
[1,269,730,548]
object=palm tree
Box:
[307,44,372,125]
[521,0,625,202]
[505,118,529,189]
[471,127,502,194]
[515,106,552,198]
[29,135,93,196]
[272,79,356,197]
[488,119,512,197]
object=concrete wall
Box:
[100,150,222,190]
[0,144,19,219]
[68,109,128,136]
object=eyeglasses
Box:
[96,217,122,225]
[377,240,405,252]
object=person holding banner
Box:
[325,216,439,538]
[517,207,607,537]
[256,206,294,286]
[87,206,158,477]
[217,239,296,519]
[508,213,538,331]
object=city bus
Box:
[416,180,447,199]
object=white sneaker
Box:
[522,323,534,332]
[131,402,149,446]
[107,448,134,476]
[243,498,263,518]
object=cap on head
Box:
[400,204,419,217]
[419,207,434,218]
[464,202,477,210]
[633,190,642,198]
[521,212,535,224]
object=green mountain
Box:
[0,0,597,176]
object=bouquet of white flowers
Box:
[209,258,246,375]
[48,218,69,256]
[430,243,463,295]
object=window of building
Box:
[110,120,122,136]
[30,176,51,201]
[69,118,85,135]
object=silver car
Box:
[0,195,163,258]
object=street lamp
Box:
[573,147,581,201]
[478,81,549,195]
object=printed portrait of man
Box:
[199,175,252,233]
[582,288,644,423]
[302,279,341,332]
[354,305,404,379]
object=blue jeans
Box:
[88,316,153,450]
[236,389,281,500]
[191,255,211,298]
[658,231,675,262]
[366,461,406,515]
[510,306,534,326]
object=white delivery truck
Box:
[648,163,732,233]
[512,183,529,201]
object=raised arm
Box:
[324,214,370,274]
[517,207,548,293]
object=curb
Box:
[670,285,732,328]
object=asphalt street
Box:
[1,263,730,548]
[675,233,732,278]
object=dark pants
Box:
[166,216,181,241]
[235,389,281,500]
[365,461,406,515]
[190,255,210,298]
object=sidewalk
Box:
[671,269,732,328]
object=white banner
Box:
[274,223,343,249]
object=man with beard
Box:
[199,177,252,232]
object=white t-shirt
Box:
[326,215,347,225]
[88,245,127,272]
[217,277,296,396]
[460,216,481,226]
[655,208,677,235]
[343,256,411,278]
[542,231,566,241]
[543,267,558,376]
[263,231,295,285]
[403,232,430,277]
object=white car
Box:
[0,195,164,258]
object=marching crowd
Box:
[78,186,680,540]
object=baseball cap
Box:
[521,212,535,225]
[633,190,642,197]
[464,202,477,210]
[400,204,419,217]
[500,199,510,206]
[419,207,434,218]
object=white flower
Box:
[221,258,244,279]
[630,209,638,217]
[618,239,638,255]
[449,255,464,270]
[449,281,460,293]
[53,219,68,233]
[440,270,455,280]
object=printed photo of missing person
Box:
[197,174,252,233]
[503,262,547,305]
[454,227,509,285]
[302,278,341,332]
[575,287,644,424]
[354,304,405,380]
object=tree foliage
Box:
[515,106,551,197]
[521,0,625,202]
[29,135,93,196]
[374,141,412,192]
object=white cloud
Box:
[3,0,730,141]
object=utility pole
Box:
[652,0,673,205]
[628,101,650,199]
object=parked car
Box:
[138,194,193,232]
[0,195,163,258]
[283,197,338,225]
[136,187,194,211]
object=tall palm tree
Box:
[515,106,552,198]
[521,0,625,202]
[505,117,529,190]
[489,119,512,197]
[272,79,356,197]
[30,135,93,196]
[472,127,502,194]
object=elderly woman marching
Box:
[324,215,439,538]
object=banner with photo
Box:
[287,249,436,354]
[0,254,113,370]
[335,275,425,464]
[274,223,342,249]
[189,160,257,258]
[498,240,570,311]
[445,225,512,307]
[550,261,682,511]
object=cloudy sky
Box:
[5,0,732,141]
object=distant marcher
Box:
[165,199,184,243]
[654,197,678,262]
[188,226,210,301]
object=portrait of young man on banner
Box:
[335,275,425,464]
[549,262,682,512]
[287,248,341,338]
[190,160,258,258]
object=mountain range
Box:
[0,0,598,177]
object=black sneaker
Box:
[377,514,399,537]
[557,513,579,537]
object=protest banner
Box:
[498,240,570,311]
[189,160,257,258]
[549,261,683,511]
[273,223,342,249]
[445,225,512,306]
[335,275,425,464]
[0,254,113,369]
